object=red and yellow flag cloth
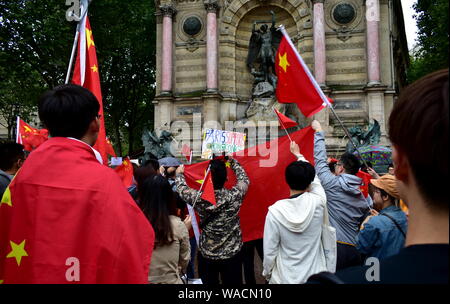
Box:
[183,126,315,242]
[71,12,108,164]
[114,157,134,188]
[106,137,116,157]
[356,170,371,198]
[200,168,217,206]
[275,27,333,117]
[16,117,48,152]
[0,138,154,283]
[274,108,298,129]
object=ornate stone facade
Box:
[153,0,409,156]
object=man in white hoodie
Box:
[263,142,328,284]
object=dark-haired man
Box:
[311,120,370,270]
[335,69,449,284]
[0,84,154,283]
[263,142,329,283]
[0,142,25,197]
[175,157,249,285]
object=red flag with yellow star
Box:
[183,126,315,242]
[72,15,109,164]
[0,137,154,283]
[200,169,216,205]
[275,27,332,117]
[114,157,134,188]
[16,117,48,152]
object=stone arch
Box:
[218,0,314,101]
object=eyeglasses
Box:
[336,162,343,167]
[96,114,102,119]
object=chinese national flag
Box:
[72,14,108,164]
[114,157,134,188]
[181,144,192,163]
[200,169,216,205]
[16,117,48,152]
[275,28,332,117]
[106,137,116,157]
[274,108,298,129]
[0,137,153,283]
[357,170,371,198]
[184,126,315,242]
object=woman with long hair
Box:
[139,174,191,284]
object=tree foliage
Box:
[407,0,449,83]
[0,0,74,138]
[0,0,156,154]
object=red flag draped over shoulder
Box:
[0,138,154,283]
[184,126,315,242]
[275,27,332,117]
[72,14,108,164]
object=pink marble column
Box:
[313,0,326,85]
[160,5,177,93]
[205,1,220,93]
[366,0,380,85]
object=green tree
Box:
[89,0,156,155]
[407,0,449,83]
[0,0,156,153]
[0,0,74,139]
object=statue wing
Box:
[270,26,283,51]
[364,120,381,145]
[246,31,261,70]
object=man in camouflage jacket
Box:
[175,157,249,284]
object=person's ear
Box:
[392,145,409,184]
[90,118,100,133]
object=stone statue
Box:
[246,11,282,93]
[141,129,175,160]
[345,119,381,153]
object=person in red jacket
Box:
[0,84,154,283]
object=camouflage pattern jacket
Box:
[175,159,250,260]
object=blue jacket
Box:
[356,205,408,260]
[314,132,370,245]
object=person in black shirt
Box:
[310,69,449,284]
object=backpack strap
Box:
[381,213,406,238]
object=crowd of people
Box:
[0,69,448,284]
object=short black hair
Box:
[0,142,25,171]
[38,84,100,139]
[389,69,448,210]
[285,161,315,191]
[209,159,227,190]
[143,158,160,172]
[340,152,360,175]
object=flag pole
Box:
[327,106,370,169]
[192,165,211,209]
[64,0,91,84]
[272,106,293,142]
[16,116,20,144]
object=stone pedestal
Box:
[365,86,387,141]
[202,92,221,129]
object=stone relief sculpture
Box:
[345,119,381,153]
[246,10,282,96]
[242,11,306,128]
[141,129,175,160]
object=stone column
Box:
[366,0,380,85]
[160,4,177,94]
[204,1,220,93]
[313,0,326,85]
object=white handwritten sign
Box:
[201,129,246,159]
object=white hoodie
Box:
[263,156,328,284]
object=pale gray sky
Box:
[401,0,418,50]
